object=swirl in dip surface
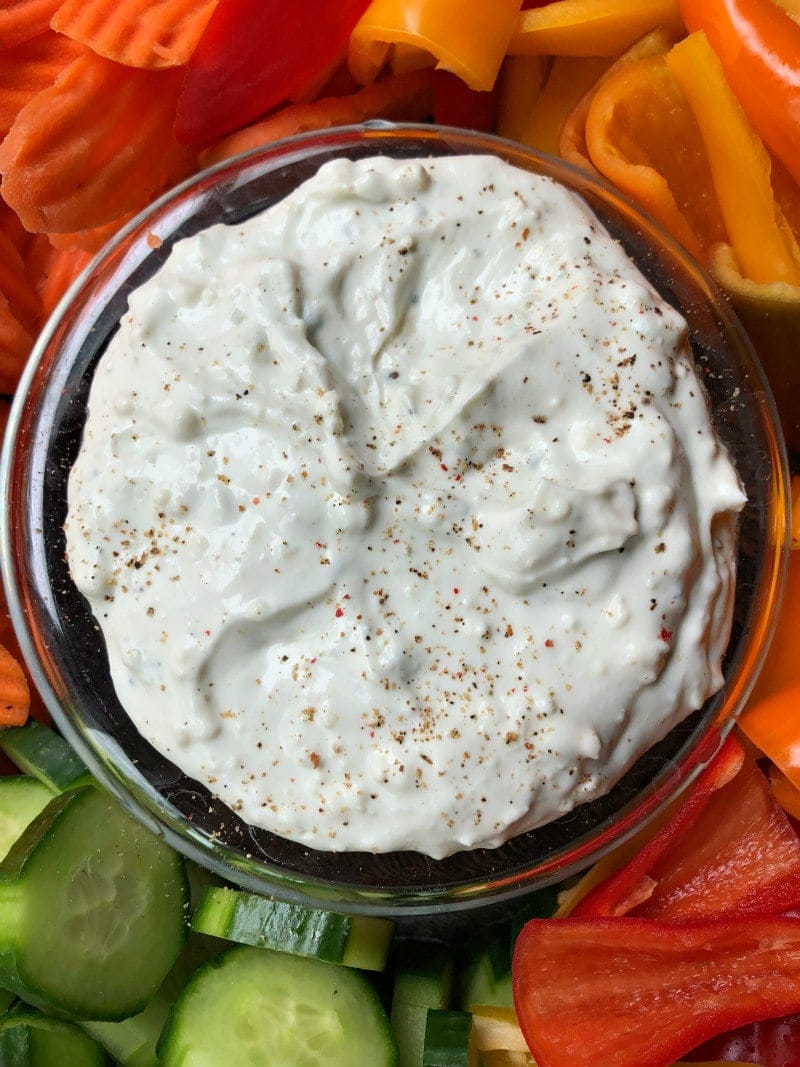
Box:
[65,154,745,859]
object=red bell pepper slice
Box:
[573,736,800,921]
[432,70,498,132]
[512,915,800,1067]
[174,0,371,145]
[676,0,800,190]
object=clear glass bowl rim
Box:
[0,123,790,917]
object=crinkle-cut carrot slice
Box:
[47,209,134,253]
[0,291,33,395]
[0,643,30,726]
[0,197,34,257]
[0,229,41,332]
[0,30,82,140]
[50,0,218,70]
[26,236,92,322]
[0,52,195,234]
[0,0,62,49]
[201,68,434,167]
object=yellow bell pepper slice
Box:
[514,55,610,156]
[584,55,726,263]
[665,31,800,287]
[348,0,521,91]
[508,0,683,57]
[496,56,547,144]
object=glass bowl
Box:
[0,125,789,918]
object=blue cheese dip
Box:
[65,154,745,859]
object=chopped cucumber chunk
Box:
[0,1007,110,1066]
[423,1009,478,1067]
[391,943,453,1067]
[158,944,398,1067]
[192,886,393,970]
[0,784,188,1019]
[0,721,91,793]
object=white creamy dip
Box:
[65,154,745,859]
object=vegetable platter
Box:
[0,0,800,1064]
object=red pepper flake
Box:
[440,463,449,472]
[660,627,673,643]
[603,437,612,445]
[204,629,211,637]
[335,607,344,618]
[309,752,320,769]
[252,497,260,505]
[453,587,460,595]
[544,638,554,648]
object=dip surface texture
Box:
[65,154,745,858]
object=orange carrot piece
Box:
[0,290,33,395]
[0,30,82,139]
[0,197,34,258]
[0,52,195,234]
[0,230,41,332]
[0,402,49,724]
[50,0,218,70]
[27,238,93,322]
[0,644,30,727]
[45,209,134,253]
[201,68,434,167]
[0,0,62,49]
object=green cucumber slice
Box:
[0,1008,110,1066]
[391,943,453,1067]
[0,778,53,862]
[423,1010,478,1067]
[83,931,223,1067]
[0,721,91,793]
[191,886,393,970]
[158,944,398,1067]
[0,784,188,1020]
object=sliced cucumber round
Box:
[158,945,398,1067]
[0,784,188,1020]
[0,777,53,862]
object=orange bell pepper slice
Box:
[559,27,677,173]
[348,0,522,92]
[665,31,800,287]
[738,543,800,787]
[508,0,684,57]
[677,0,800,192]
[584,54,726,262]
